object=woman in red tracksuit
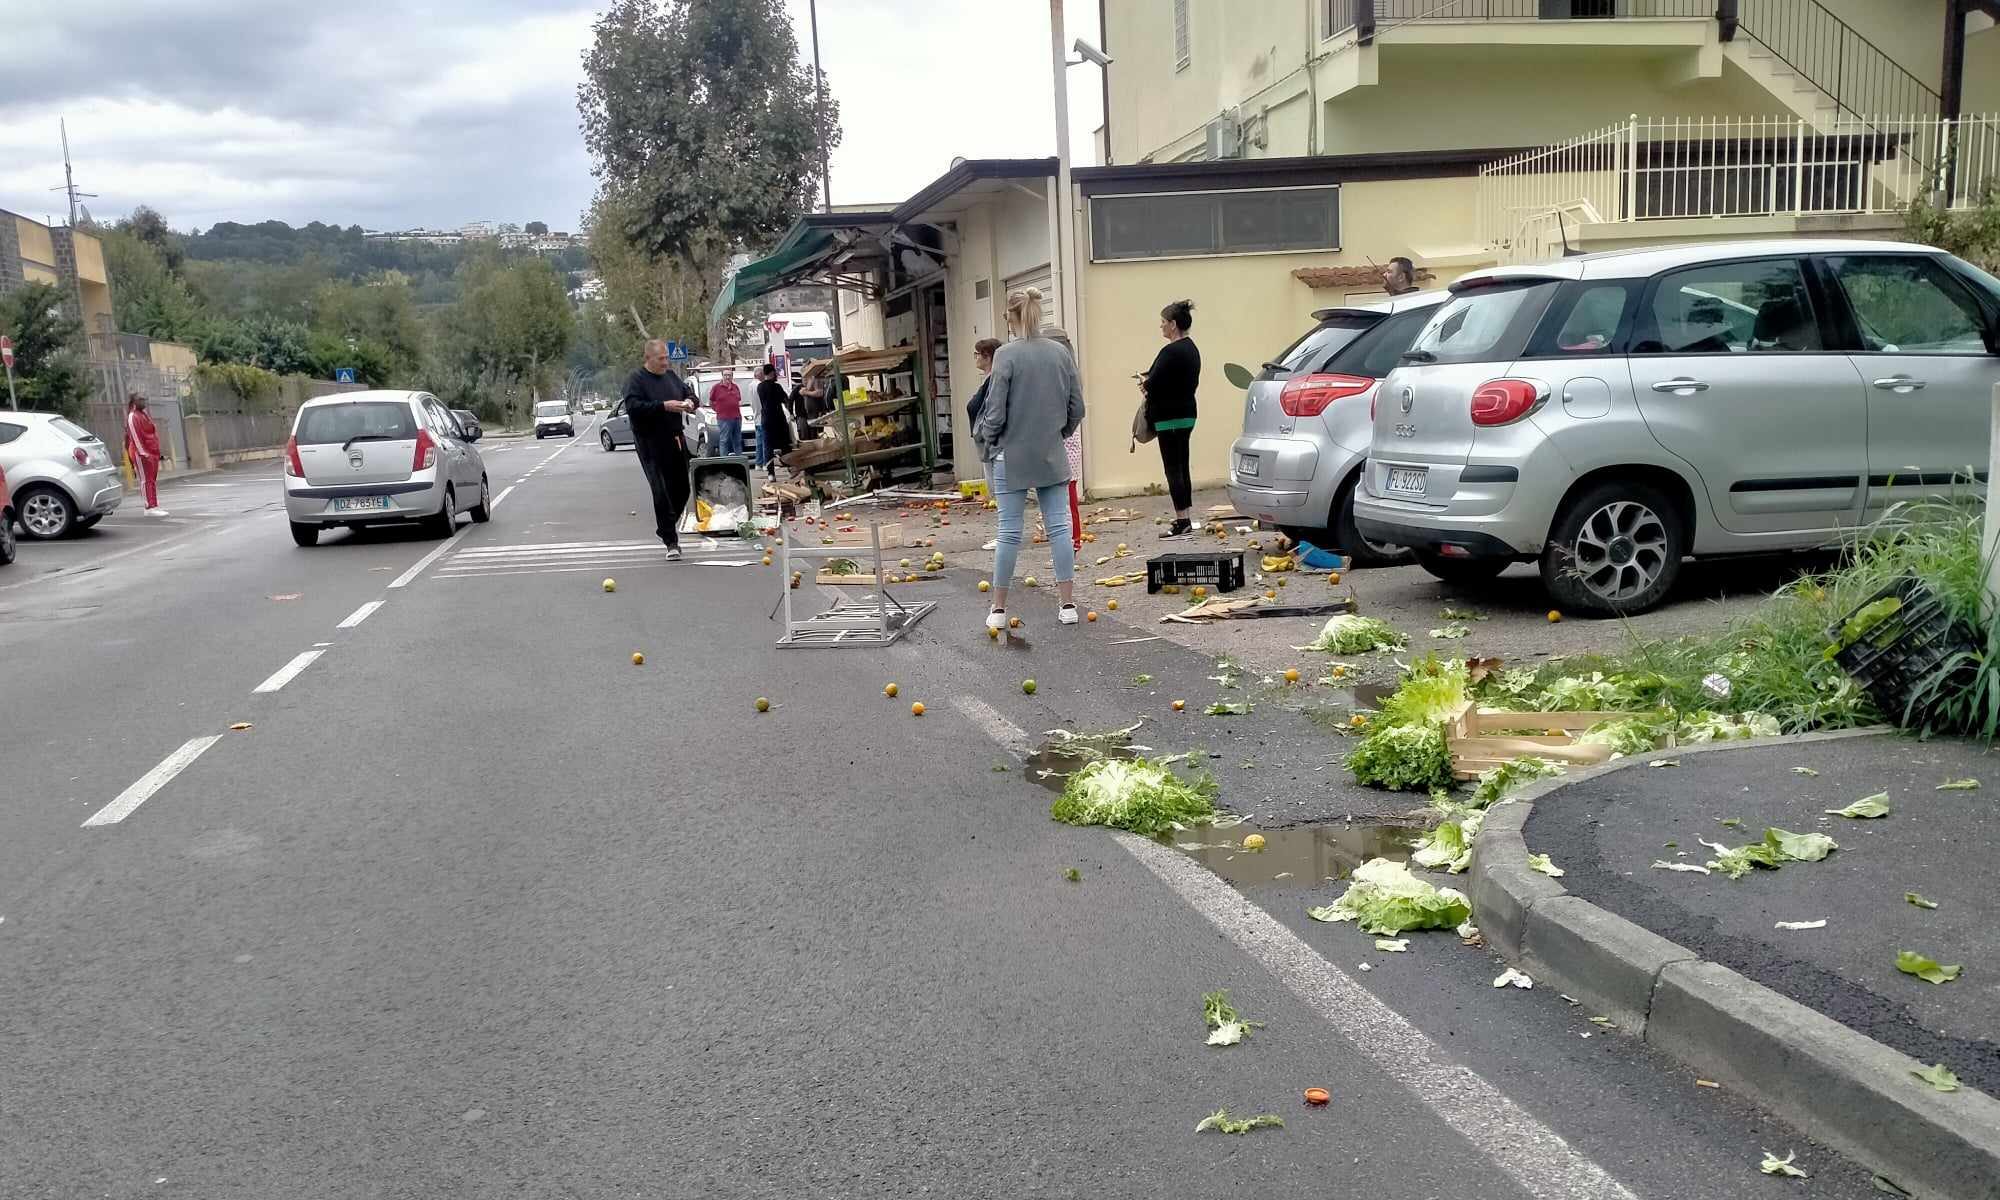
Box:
[125,392,166,515]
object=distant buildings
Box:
[363,224,579,254]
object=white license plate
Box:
[1387,468,1427,496]
[1236,455,1260,478]
[332,496,392,513]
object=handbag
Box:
[1130,394,1155,448]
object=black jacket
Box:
[622,366,691,446]
[756,379,795,451]
[965,377,991,430]
[1142,337,1200,428]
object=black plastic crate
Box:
[1826,576,1982,727]
[1146,550,1246,594]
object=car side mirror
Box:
[463,427,481,442]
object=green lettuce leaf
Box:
[1579,717,1664,758]
[1201,989,1263,1047]
[1912,1062,1960,1092]
[1194,1108,1284,1134]
[1315,857,1472,936]
[1895,951,1962,984]
[1766,828,1838,862]
[1469,756,1567,809]
[1050,758,1218,837]
[1412,813,1482,874]
[1306,614,1406,655]
[1826,793,1891,819]
[1347,724,1455,792]
[1375,659,1471,729]
[1525,852,1565,877]
[1760,1150,1809,1178]
[1935,778,1980,791]
[1906,892,1940,910]
[1204,702,1253,716]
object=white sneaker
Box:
[1057,604,1080,626]
[981,539,998,551]
[145,507,169,516]
[666,546,683,561]
[985,609,1008,631]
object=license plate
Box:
[332,496,391,513]
[1236,455,1260,478]
[1387,468,1427,496]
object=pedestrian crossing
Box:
[432,538,758,580]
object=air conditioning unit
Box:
[1205,109,1243,161]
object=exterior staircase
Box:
[1722,39,1841,129]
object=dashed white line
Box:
[491,485,516,509]
[1118,836,1638,1200]
[82,736,224,828]
[336,600,385,629]
[949,695,1033,755]
[387,533,460,589]
[252,649,325,694]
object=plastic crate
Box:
[1826,576,1981,727]
[1146,550,1246,594]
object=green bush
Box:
[195,361,282,408]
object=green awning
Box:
[709,212,896,329]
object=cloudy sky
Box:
[0,0,1105,234]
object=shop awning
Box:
[709,211,896,328]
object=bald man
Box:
[623,339,698,559]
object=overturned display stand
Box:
[776,519,935,648]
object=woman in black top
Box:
[1142,299,1201,537]
[754,364,795,474]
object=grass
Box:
[1501,500,1996,741]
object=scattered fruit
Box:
[911,702,926,717]
[229,722,253,732]
[1116,543,1128,553]
[1304,1088,1330,1106]
[1023,679,1038,695]
[1327,571,1342,585]
[1350,714,1368,727]
[1243,833,1266,851]
[1107,599,1119,611]
[987,627,1001,640]
[761,555,773,566]
[1547,610,1563,623]
[900,558,912,568]
[885,683,900,698]
[978,580,991,592]
[1283,668,1300,683]
[1024,576,1039,588]
[632,652,645,666]
[1264,590,1277,599]
[1086,611,1098,622]
[754,697,770,713]
[1009,617,1022,629]
[1172,699,1186,712]
[602,578,617,592]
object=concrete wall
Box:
[1968,21,2000,113]
[1103,0,1316,166]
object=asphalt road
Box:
[0,426,1890,1198]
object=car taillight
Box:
[1470,379,1544,427]
[1279,373,1374,418]
[285,436,304,478]
[72,446,88,466]
[413,429,437,471]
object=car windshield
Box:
[1408,280,1560,366]
[535,402,567,418]
[1257,315,1377,381]
[295,402,417,446]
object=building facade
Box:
[1,208,114,341]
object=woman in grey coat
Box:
[971,287,1086,628]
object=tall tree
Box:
[0,282,90,418]
[577,0,839,315]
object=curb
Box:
[1468,728,2000,1200]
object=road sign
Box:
[765,319,790,335]
[666,340,690,362]
[334,367,357,384]
[0,335,13,369]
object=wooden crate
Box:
[1446,703,1630,780]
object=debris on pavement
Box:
[1307,858,1471,935]
[1792,766,1821,777]
[1652,860,1712,875]
[1906,892,1940,910]
[1305,614,1405,655]
[1303,1087,1330,1106]
[1063,867,1081,882]
[1525,852,1564,877]
[1050,757,1218,837]
[1774,920,1827,930]
[1202,989,1264,1046]
[1825,793,1892,818]
[1493,967,1533,989]
[1205,702,1252,716]
[1699,829,1838,879]
[1935,777,1981,791]
[1373,939,1409,953]
[1194,1109,1284,1135]
[1894,951,1962,984]
[1912,1063,1961,1092]
[1760,1150,1808,1179]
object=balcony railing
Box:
[1477,113,2000,262]
[1372,1,1712,18]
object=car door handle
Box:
[1650,378,1709,394]
[1871,376,1926,392]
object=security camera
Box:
[1071,38,1113,68]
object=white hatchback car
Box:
[283,391,490,546]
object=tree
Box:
[431,256,575,425]
[100,225,204,341]
[577,0,839,313]
[525,221,549,236]
[0,282,90,418]
[584,189,719,354]
[1906,182,2000,272]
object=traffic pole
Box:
[3,361,15,411]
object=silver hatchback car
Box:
[1228,290,1444,564]
[283,391,490,546]
[1354,239,2000,615]
[0,411,123,539]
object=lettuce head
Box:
[1307,857,1472,935]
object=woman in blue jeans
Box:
[972,287,1086,628]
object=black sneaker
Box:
[1160,519,1193,539]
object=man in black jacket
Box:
[623,339,698,559]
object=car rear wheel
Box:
[469,477,491,523]
[0,512,16,565]
[1331,476,1412,568]
[289,520,320,547]
[601,430,614,452]
[1540,482,1684,616]
[1414,551,1510,587]
[426,487,457,539]
[16,485,75,540]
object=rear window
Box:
[1257,315,1377,381]
[1327,304,1441,379]
[1408,281,1560,366]
[295,401,417,446]
[535,402,568,418]
[52,417,97,442]
[1523,281,1640,358]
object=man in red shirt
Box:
[708,367,745,457]
[124,392,167,516]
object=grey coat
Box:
[971,335,1085,491]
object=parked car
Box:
[533,400,574,439]
[451,408,483,441]
[0,462,17,567]
[0,411,123,540]
[685,366,763,460]
[601,399,634,451]
[1354,238,2000,615]
[1228,290,1446,564]
[283,391,489,547]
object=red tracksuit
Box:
[126,406,161,508]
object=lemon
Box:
[988,627,1001,640]
[1008,616,1022,629]
[911,702,926,717]
[1172,699,1186,712]
[1328,571,1343,585]
[1243,833,1266,851]
[1284,668,1300,683]
[1022,679,1037,695]
[1107,599,1118,611]
[1547,610,1563,623]
[602,578,617,592]
[900,558,911,568]
[1024,576,1039,587]
[631,652,645,666]
[754,697,770,713]
[978,580,991,592]
[885,683,899,698]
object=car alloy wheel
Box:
[18,489,72,539]
[601,430,614,451]
[1568,499,1671,605]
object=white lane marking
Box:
[949,695,1032,755]
[336,600,385,629]
[436,564,670,579]
[252,649,325,694]
[314,642,333,647]
[491,485,515,509]
[82,736,224,828]
[387,532,460,589]
[1118,835,1640,1200]
[452,539,665,555]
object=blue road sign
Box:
[334,367,358,384]
[666,339,690,362]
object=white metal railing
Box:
[1479,113,2000,262]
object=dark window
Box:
[1637,259,1819,354]
[1336,304,1444,378]
[1408,281,1560,366]
[1524,281,1639,358]
[51,417,95,442]
[1258,315,1378,381]
[0,422,24,445]
[1091,188,1341,261]
[295,401,418,446]
[1823,255,1989,355]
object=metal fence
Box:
[1478,113,2000,262]
[1370,0,1710,17]
[84,361,193,470]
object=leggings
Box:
[1156,427,1194,512]
[991,461,1075,588]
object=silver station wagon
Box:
[1354,239,1999,615]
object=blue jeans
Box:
[715,418,744,457]
[991,460,1075,590]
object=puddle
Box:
[1332,682,1396,710]
[1169,821,1418,887]
[1023,739,1138,791]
